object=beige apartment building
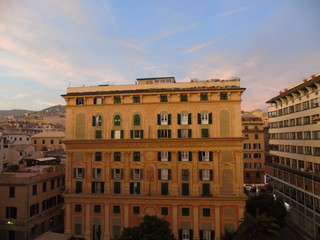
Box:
[61,77,246,240]
[32,131,65,152]
[0,166,65,240]
[242,112,265,186]
[265,74,320,239]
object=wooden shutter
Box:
[189,151,192,161]
[168,152,172,161]
[168,114,171,125]
[178,114,181,125]
[188,113,192,124]
[198,113,201,124]
[157,114,161,125]
[209,151,213,161]
[209,113,212,124]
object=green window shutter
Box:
[199,170,202,180]
[178,129,181,138]
[179,230,182,240]
[111,130,114,139]
[168,130,171,138]
[209,151,213,161]
[210,170,213,180]
[168,152,171,161]
[130,130,133,139]
[121,130,124,139]
[82,169,85,179]
[211,231,215,240]
[140,130,144,139]
[130,183,134,194]
[168,170,171,180]
[198,113,201,124]
[73,168,76,178]
[190,230,193,240]
[189,152,192,161]
[92,116,96,126]
[168,114,171,125]
[178,152,182,161]
[158,152,161,161]
[209,113,212,124]
[157,130,160,138]
[158,169,161,180]
[198,152,202,161]
[178,114,181,125]
[188,113,192,124]
[188,129,192,138]
[101,182,104,193]
[199,230,203,240]
[157,114,160,125]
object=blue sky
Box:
[0,0,319,111]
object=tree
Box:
[234,210,280,240]
[6,164,19,172]
[246,193,287,227]
[118,215,176,240]
[220,228,235,240]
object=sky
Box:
[0,0,319,111]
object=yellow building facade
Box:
[61,77,246,240]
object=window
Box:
[92,182,104,193]
[113,205,120,214]
[133,152,140,161]
[114,152,121,161]
[111,130,123,139]
[304,131,311,140]
[311,98,318,108]
[180,229,191,240]
[305,146,312,155]
[95,152,102,161]
[93,168,102,179]
[133,96,140,103]
[161,183,169,195]
[6,207,17,219]
[160,95,168,102]
[114,182,121,194]
[158,151,171,161]
[179,151,191,161]
[201,128,209,138]
[302,101,310,110]
[9,187,15,198]
[254,163,262,169]
[93,205,101,213]
[178,113,191,125]
[182,208,190,216]
[314,131,320,140]
[253,144,261,149]
[243,144,251,149]
[92,115,102,126]
[203,208,211,217]
[255,134,259,139]
[303,116,310,125]
[244,163,251,169]
[75,224,82,235]
[244,153,251,159]
[32,184,37,195]
[178,129,192,138]
[199,169,213,181]
[180,94,188,102]
[130,182,141,195]
[94,97,102,104]
[133,206,140,214]
[42,139,46,144]
[131,169,143,180]
[130,130,143,139]
[158,169,171,180]
[220,93,228,100]
[8,230,15,240]
[74,168,85,179]
[133,114,141,126]
[201,93,208,101]
[157,129,171,138]
[114,97,121,104]
[95,130,102,139]
[182,183,189,195]
[198,113,212,124]
[158,113,171,125]
[51,179,55,189]
[42,182,47,192]
[74,204,82,212]
[75,181,82,193]
[114,115,121,126]
[50,139,54,144]
[295,103,301,112]
[199,151,212,161]
[161,207,169,216]
[112,169,122,179]
[181,169,189,181]
[200,230,213,240]
[253,153,261,158]
[93,224,101,240]
[76,97,84,105]
[33,140,37,144]
[202,183,211,196]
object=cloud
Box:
[118,41,144,51]
[216,4,255,18]
[10,93,31,99]
[182,29,242,54]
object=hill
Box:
[0,109,30,118]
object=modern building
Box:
[241,112,265,187]
[265,74,320,239]
[0,166,65,240]
[31,131,65,152]
[61,77,246,240]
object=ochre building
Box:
[61,77,246,240]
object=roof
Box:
[12,144,34,152]
[35,157,56,162]
[34,231,72,240]
[32,131,65,138]
[266,74,320,103]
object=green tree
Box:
[118,215,175,240]
[220,228,235,240]
[246,194,287,227]
[234,210,280,240]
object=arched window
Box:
[92,115,102,126]
[114,115,121,126]
[133,114,141,126]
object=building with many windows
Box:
[265,74,320,239]
[61,77,246,240]
[242,112,265,186]
[0,166,65,240]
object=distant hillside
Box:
[0,109,30,117]
[39,105,65,116]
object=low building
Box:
[32,132,65,152]
[0,166,65,240]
